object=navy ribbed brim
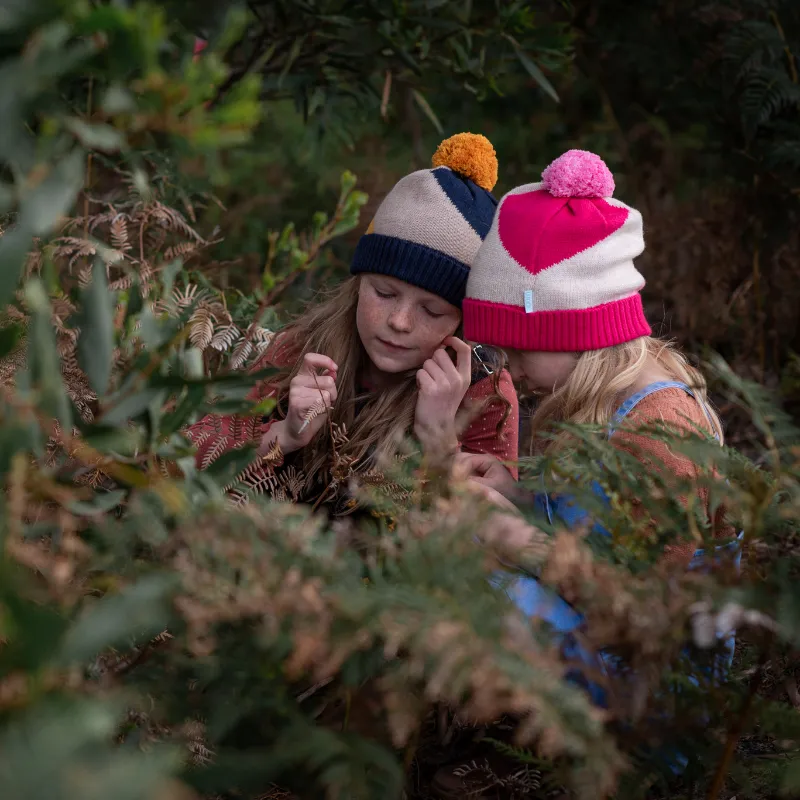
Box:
[350,233,470,308]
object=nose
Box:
[387,302,414,333]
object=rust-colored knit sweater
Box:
[612,387,735,567]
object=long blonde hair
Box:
[528,336,723,455]
[270,276,508,494]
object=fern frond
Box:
[261,437,283,466]
[740,68,800,138]
[189,307,215,350]
[25,248,43,277]
[150,202,204,242]
[302,399,329,429]
[230,338,254,369]
[164,242,197,263]
[277,466,305,501]
[54,236,97,270]
[109,275,134,292]
[172,284,204,310]
[234,470,278,502]
[77,266,93,288]
[210,323,241,352]
[110,213,131,253]
[200,436,231,470]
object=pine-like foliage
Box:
[1,3,800,800]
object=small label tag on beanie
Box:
[523,289,534,313]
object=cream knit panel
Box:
[372,170,483,265]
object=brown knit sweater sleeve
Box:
[612,388,735,568]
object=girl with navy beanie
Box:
[189,134,519,509]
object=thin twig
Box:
[296,677,334,703]
[707,647,771,800]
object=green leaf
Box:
[182,347,204,379]
[161,384,205,436]
[24,279,71,429]
[0,424,39,476]
[59,574,174,663]
[411,89,443,134]
[0,591,69,671]
[124,276,144,325]
[508,39,559,103]
[0,320,23,359]
[782,756,800,795]
[101,84,137,114]
[0,182,14,214]
[0,697,182,800]
[0,224,33,310]
[65,118,126,153]
[77,257,115,396]
[0,0,41,32]
[19,148,84,235]
[101,388,166,427]
[68,489,127,516]
[81,425,141,454]
[339,169,357,196]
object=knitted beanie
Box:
[463,149,652,352]
[350,133,499,308]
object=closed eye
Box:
[375,288,395,299]
[423,307,444,319]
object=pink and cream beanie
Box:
[463,149,652,352]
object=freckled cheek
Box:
[415,318,458,360]
[356,297,384,341]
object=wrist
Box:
[418,429,460,462]
[264,419,301,455]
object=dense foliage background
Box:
[1,1,800,799]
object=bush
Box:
[1,3,800,800]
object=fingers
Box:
[416,368,436,392]
[297,352,338,378]
[420,356,448,385]
[443,336,473,384]
[432,347,457,374]
[458,452,499,478]
[293,387,334,434]
[291,374,337,392]
[464,479,518,511]
[452,451,486,481]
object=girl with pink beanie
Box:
[430,151,741,798]
[460,148,736,565]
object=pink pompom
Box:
[540,150,615,198]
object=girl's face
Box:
[357,274,461,375]
[506,349,578,394]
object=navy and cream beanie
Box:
[350,133,499,308]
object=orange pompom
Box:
[431,133,498,192]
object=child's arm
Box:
[185,345,287,471]
[458,369,520,479]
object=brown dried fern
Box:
[189,307,215,350]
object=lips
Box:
[377,338,412,352]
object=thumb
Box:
[452,452,485,481]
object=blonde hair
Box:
[528,336,723,455]
[269,276,509,497]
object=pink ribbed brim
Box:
[463,294,651,352]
